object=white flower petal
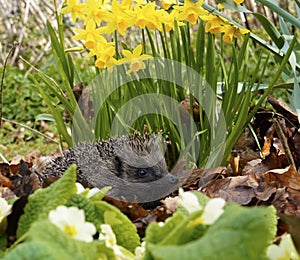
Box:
[177,188,202,214]
[87,187,101,198]
[201,198,226,225]
[76,182,85,194]
[99,224,117,246]
[267,234,299,260]
[49,205,96,242]
[135,242,146,260]
[0,198,12,222]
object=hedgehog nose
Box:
[168,175,178,184]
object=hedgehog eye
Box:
[137,168,148,177]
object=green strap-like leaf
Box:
[252,13,284,49]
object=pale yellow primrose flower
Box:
[99,224,127,259]
[178,188,226,225]
[267,234,300,260]
[201,198,226,225]
[49,206,96,242]
[178,188,202,214]
[135,241,146,260]
[0,198,12,223]
[76,182,101,198]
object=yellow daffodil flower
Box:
[117,44,152,74]
[161,0,177,10]
[202,14,227,34]
[102,0,136,36]
[84,0,113,26]
[73,20,105,49]
[222,24,249,43]
[87,41,116,69]
[234,0,244,4]
[173,0,208,25]
[134,2,163,31]
[60,0,86,23]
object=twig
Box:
[10,0,31,65]
[2,118,59,145]
[272,118,297,170]
[0,42,19,128]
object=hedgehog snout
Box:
[167,174,178,184]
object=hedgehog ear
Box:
[114,156,123,177]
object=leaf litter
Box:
[1,94,300,252]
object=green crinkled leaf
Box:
[147,205,277,260]
[146,213,185,245]
[94,201,140,253]
[90,186,112,201]
[66,194,103,229]
[4,241,66,260]
[4,220,115,260]
[17,165,77,238]
[0,234,7,258]
[146,192,209,247]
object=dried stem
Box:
[0,42,19,128]
[272,118,297,170]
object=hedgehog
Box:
[40,135,178,203]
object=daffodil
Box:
[60,0,86,23]
[49,206,96,242]
[161,0,177,10]
[222,24,249,43]
[88,41,116,69]
[134,2,164,31]
[173,0,208,25]
[73,19,106,49]
[267,234,299,260]
[234,0,244,4]
[102,0,136,36]
[117,45,152,74]
[84,0,113,26]
[202,14,227,34]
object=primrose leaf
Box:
[66,194,103,229]
[4,220,115,260]
[147,204,277,260]
[16,165,77,238]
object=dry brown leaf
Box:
[263,165,300,190]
